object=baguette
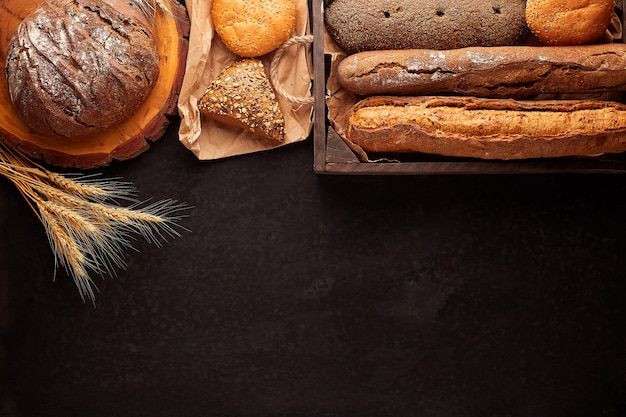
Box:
[337,44,626,98]
[345,96,626,160]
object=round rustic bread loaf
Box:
[5,0,160,138]
[212,0,296,57]
[325,0,529,53]
[526,0,614,45]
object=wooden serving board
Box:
[0,0,190,169]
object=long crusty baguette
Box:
[345,96,626,160]
[337,44,626,98]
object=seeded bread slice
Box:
[198,59,285,143]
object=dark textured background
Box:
[2,119,626,417]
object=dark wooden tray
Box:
[313,0,626,174]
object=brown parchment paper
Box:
[324,26,354,141]
[324,23,371,160]
[178,0,314,160]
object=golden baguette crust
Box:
[345,96,626,160]
[337,44,626,98]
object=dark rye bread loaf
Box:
[5,0,160,138]
[324,0,529,54]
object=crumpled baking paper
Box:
[177,0,314,160]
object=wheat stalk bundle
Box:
[0,141,190,303]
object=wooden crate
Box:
[312,0,626,174]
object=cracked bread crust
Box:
[337,44,626,98]
[346,96,626,160]
[5,0,160,138]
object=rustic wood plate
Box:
[0,0,190,169]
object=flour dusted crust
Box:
[212,0,296,57]
[345,96,626,160]
[336,44,626,98]
[526,0,614,45]
[324,0,528,53]
[198,59,285,144]
[5,0,160,138]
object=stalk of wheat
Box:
[131,0,175,23]
[0,141,190,304]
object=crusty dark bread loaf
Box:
[337,44,626,98]
[324,0,529,54]
[345,96,626,160]
[5,0,160,138]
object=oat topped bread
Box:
[325,0,529,53]
[5,0,160,138]
[198,59,285,144]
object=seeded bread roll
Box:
[5,0,160,138]
[198,59,285,143]
[345,96,626,160]
[526,0,614,45]
[212,0,296,57]
[324,0,529,53]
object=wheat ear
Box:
[131,0,174,23]
[0,141,191,303]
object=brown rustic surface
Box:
[2,126,626,417]
[0,0,190,169]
